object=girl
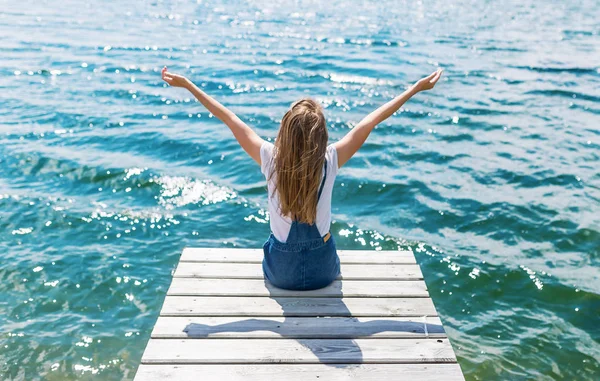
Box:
[162,66,443,290]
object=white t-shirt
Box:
[260,141,338,243]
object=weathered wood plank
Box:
[160,296,438,317]
[181,248,416,264]
[168,278,428,297]
[134,248,465,381]
[134,363,466,381]
[141,338,456,364]
[151,316,446,339]
[174,262,423,280]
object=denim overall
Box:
[262,161,340,291]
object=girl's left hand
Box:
[162,66,190,88]
[413,68,443,92]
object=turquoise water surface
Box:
[1,0,599,379]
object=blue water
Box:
[1,0,599,379]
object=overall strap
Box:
[317,159,328,202]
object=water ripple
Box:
[1,0,599,380]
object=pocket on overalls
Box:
[265,240,308,289]
[302,238,338,290]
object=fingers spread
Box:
[162,75,174,85]
[425,71,437,81]
[430,69,443,84]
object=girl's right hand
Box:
[162,66,190,88]
[413,68,443,92]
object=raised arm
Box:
[162,67,264,164]
[333,69,443,167]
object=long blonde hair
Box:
[270,98,328,224]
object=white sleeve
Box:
[326,144,338,178]
[260,141,275,176]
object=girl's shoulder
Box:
[326,144,336,156]
[260,141,275,175]
[325,144,339,172]
[261,140,274,153]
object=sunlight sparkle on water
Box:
[154,176,236,209]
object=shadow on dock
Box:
[183,279,443,367]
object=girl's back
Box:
[260,99,340,290]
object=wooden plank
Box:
[151,316,446,339]
[168,278,428,297]
[174,262,423,280]
[134,363,466,381]
[134,248,466,381]
[181,248,416,264]
[141,338,457,364]
[160,296,438,317]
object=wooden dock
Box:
[134,248,465,380]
